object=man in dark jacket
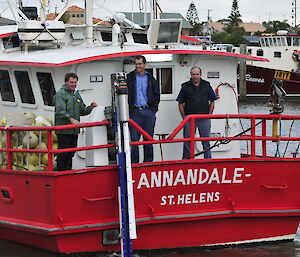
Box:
[54,73,97,171]
[176,66,217,159]
[127,55,160,163]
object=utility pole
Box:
[292,0,297,27]
[207,9,212,22]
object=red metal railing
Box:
[0,114,300,172]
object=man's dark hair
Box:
[190,66,202,75]
[65,73,78,82]
[134,55,146,64]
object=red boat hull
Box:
[238,65,300,96]
[0,159,299,253]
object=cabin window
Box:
[156,68,172,94]
[281,38,287,46]
[14,71,35,104]
[132,33,148,44]
[256,49,264,56]
[2,36,20,49]
[268,38,273,47]
[287,37,292,46]
[146,67,173,94]
[0,70,15,102]
[274,52,281,58]
[259,38,265,47]
[277,38,282,46]
[37,72,56,106]
[264,39,269,47]
[293,37,300,46]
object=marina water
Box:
[1,100,300,257]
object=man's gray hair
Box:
[190,66,202,75]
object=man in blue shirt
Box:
[127,56,160,163]
[176,66,217,159]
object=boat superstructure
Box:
[0,0,299,254]
[234,33,300,96]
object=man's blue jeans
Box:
[183,118,212,159]
[129,108,156,163]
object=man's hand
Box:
[69,117,81,127]
[90,102,97,108]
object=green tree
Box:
[212,31,247,46]
[59,14,70,24]
[190,22,203,36]
[228,0,242,27]
[262,20,290,34]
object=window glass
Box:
[274,52,281,58]
[287,37,292,46]
[156,68,172,94]
[14,71,35,104]
[257,49,264,56]
[268,38,273,47]
[293,37,300,46]
[277,38,282,46]
[0,70,15,102]
[2,36,20,49]
[272,38,277,46]
[37,72,56,106]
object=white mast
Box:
[85,0,93,46]
[40,0,47,21]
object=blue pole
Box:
[118,151,133,257]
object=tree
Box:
[262,20,291,34]
[190,23,203,36]
[212,30,247,46]
[228,0,242,27]
[186,2,200,26]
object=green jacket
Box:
[54,84,93,134]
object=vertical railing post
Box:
[251,117,256,157]
[47,130,53,172]
[190,117,195,159]
[6,130,12,170]
[262,119,267,157]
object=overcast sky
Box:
[90,0,292,24]
[0,0,294,25]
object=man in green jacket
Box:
[54,73,97,171]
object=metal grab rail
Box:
[1,114,300,172]
[128,114,300,159]
[0,121,111,171]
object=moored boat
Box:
[0,0,299,254]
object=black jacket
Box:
[126,71,160,112]
[179,79,216,115]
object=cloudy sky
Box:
[0,0,294,25]
[90,0,293,24]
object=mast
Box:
[40,0,47,21]
[292,0,297,27]
[85,0,93,46]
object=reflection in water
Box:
[1,102,300,257]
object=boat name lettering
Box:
[160,192,220,206]
[237,74,265,83]
[137,167,247,189]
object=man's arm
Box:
[209,101,215,114]
[178,102,185,119]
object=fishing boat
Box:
[235,32,300,97]
[0,0,300,255]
